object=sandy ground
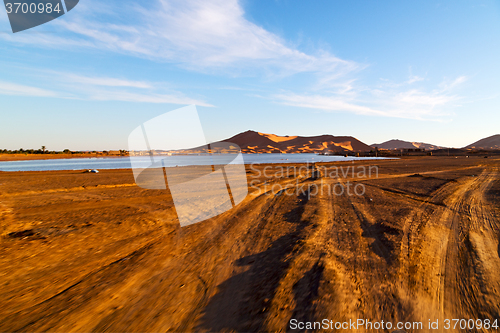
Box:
[0,156,499,332]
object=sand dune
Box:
[372,139,445,151]
[464,134,500,150]
[258,132,298,143]
[220,130,372,154]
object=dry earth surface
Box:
[0,156,499,332]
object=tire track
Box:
[399,168,500,331]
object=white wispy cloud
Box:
[274,93,387,117]
[407,75,424,84]
[0,80,58,97]
[441,75,468,91]
[406,66,425,84]
[85,89,212,105]
[0,70,212,106]
[55,72,213,105]
[273,76,466,121]
[0,0,469,119]
[63,74,153,88]
[1,0,358,79]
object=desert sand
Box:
[0,156,499,332]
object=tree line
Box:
[1,148,81,154]
[0,147,128,155]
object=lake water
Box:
[0,154,390,172]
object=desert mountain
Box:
[371,139,445,151]
[218,130,372,153]
[463,134,500,150]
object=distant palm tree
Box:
[41,146,46,153]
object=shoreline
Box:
[1,156,494,174]
[0,155,398,173]
[0,153,381,162]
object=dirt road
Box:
[0,157,499,332]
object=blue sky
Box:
[0,0,499,150]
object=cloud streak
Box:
[56,72,213,105]
[0,0,469,119]
[63,74,153,89]
[274,93,386,117]
[0,71,213,106]
[0,80,58,97]
[86,89,212,105]
[274,76,466,121]
[1,0,358,79]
